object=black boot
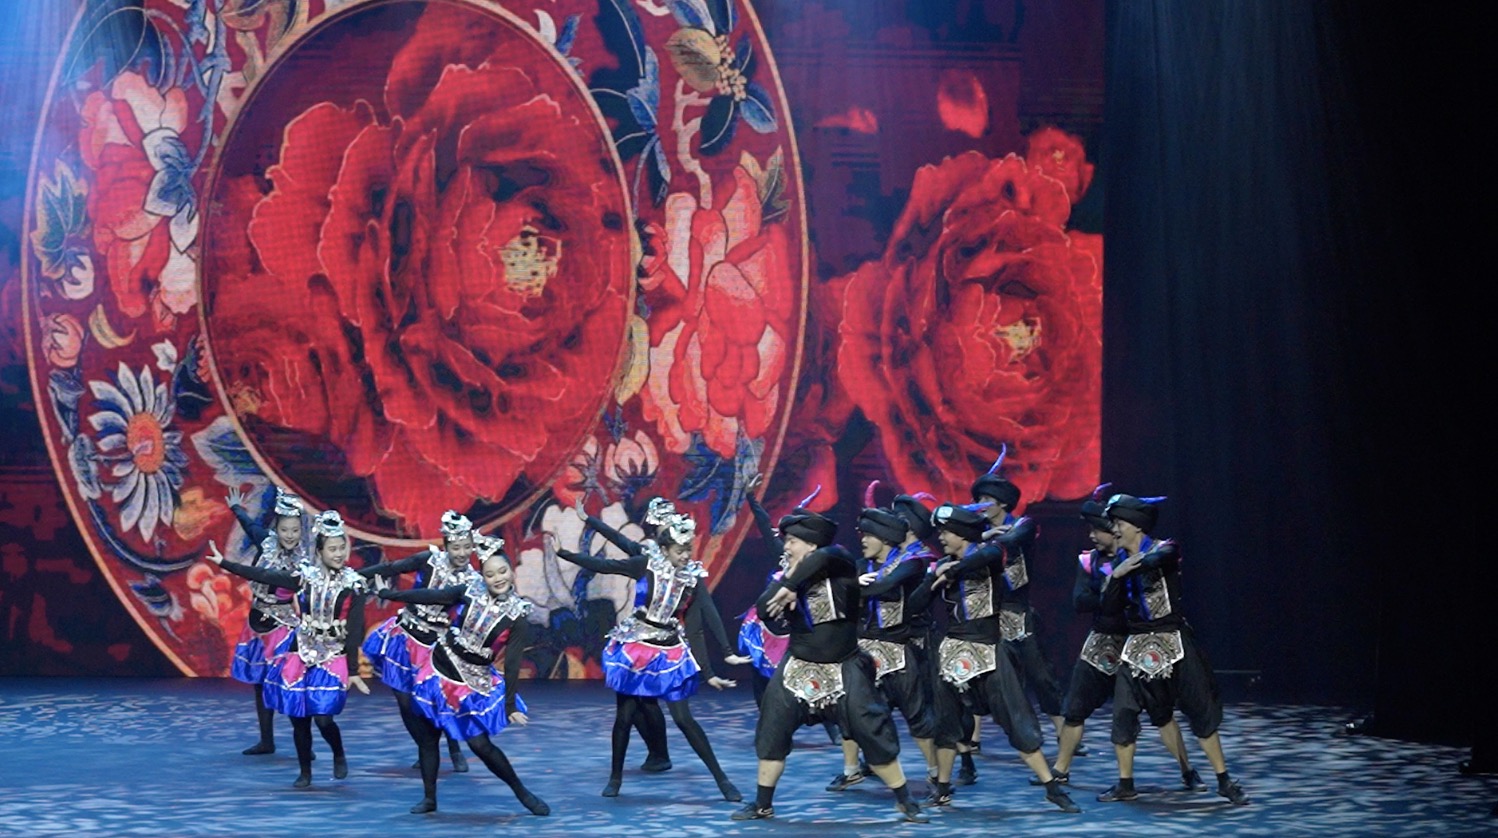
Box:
[1045,779,1082,813]
[1098,778,1138,802]
[449,739,469,773]
[601,775,622,797]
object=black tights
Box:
[411,714,533,803]
[634,700,669,759]
[290,714,344,773]
[252,684,275,745]
[394,690,461,761]
[609,694,726,782]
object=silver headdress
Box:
[440,510,474,540]
[475,533,507,561]
[658,512,696,547]
[643,497,677,529]
[314,509,346,539]
[273,487,304,518]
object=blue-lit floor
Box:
[0,678,1491,836]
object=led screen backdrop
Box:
[1,0,1102,677]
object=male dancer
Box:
[1039,486,1203,791]
[733,503,925,823]
[1099,494,1249,805]
[825,491,938,791]
[925,502,1080,813]
[971,450,1068,748]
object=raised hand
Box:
[226,485,245,509]
[205,540,226,565]
[746,473,765,498]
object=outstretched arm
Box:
[585,513,644,556]
[207,540,298,588]
[378,584,467,606]
[358,548,435,579]
[228,495,269,548]
[555,547,648,579]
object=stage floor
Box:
[0,678,1491,836]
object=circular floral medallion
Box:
[23,0,807,675]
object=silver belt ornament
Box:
[857,638,908,682]
[1080,631,1124,675]
[607,615,678,646]
[1121,630,1185,680]
[781,656,846,711]
[998,607,1031,641]
[938,637,997,690]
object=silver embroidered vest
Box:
[252,534,307,628]
[640,544,707,626]
[402,552,475,633]
[295,565,366,666]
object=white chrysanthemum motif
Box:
[515,502,643,624]
[88,363,187,540]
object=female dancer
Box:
[208,509,371,788]
[375,535,550,816]
[361,510,478,773]
[225,486,308,755]
[556,505,741,802]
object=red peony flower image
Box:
[202,4,633,537]
[78,72,199,323]
[640,165,795,459]
[1026,126,1096,204]
[837,145,1101,509]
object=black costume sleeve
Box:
[378,584,467,605]
[218,558,299,589]
[684,595,718,679]
[699,588,732,652]
[775,548,844,592]
[358,548,434,579]
[1137,540,1181,571]
[746,496,782,552]
[230,503,269,548]
[586,514,643,555]
[908,571,938,612]
[344,592,366,663]
[503,618,529,716]
[860,556,925,599]
[556,547,648,578]
[946,542,1005,575]
[1073,558,1100,614]
[986,515,1038,545]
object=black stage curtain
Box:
[1103,1,1481,740]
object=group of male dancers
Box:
[212,451,1249,822]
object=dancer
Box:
[556,505,742,802]
[578,496,680,773]
[375,535,549,816]
[361,510,478,774]
[207,510,370,788]
[735,477,844,745]
[225,486,308,755]
[1099,494,1250,805]
[733,500,926,823]
[1040,485,1204,791]
[826,485,938,793]
[971,448,1068,746]
[924,502,1080,812]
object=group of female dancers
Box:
[208,450,1250,822]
